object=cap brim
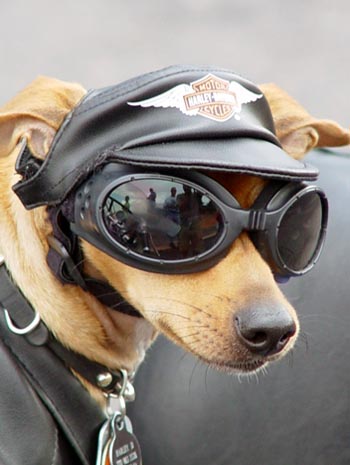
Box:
[105,137,318,181]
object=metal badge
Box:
[108,413,142,465]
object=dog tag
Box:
[108,413,142,465]
[95,419,111,465]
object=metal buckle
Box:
[0,255,41,335]
[105,368,135,418]
[3,308,41,335]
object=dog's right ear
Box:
[0,76,86,160]
[260,83,350,159]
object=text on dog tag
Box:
[109,416,142,465]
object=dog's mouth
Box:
[196,353,268,374]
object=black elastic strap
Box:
[84,277,141,317]
[46,207,142,318]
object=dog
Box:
[0,67,349,464]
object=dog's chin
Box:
[195,348,293,374]
[198,355,268,374]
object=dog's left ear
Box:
[260,83,350,159]
[0,76,86,160]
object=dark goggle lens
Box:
[102,178,224,261]
[277,191,323,271]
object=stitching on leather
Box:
[30,151,316,208]
[103,144,316,173]
[39,134,316,196]
[50,427,59,465]
[100,151,317,181]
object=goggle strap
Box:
[46,207,142,318]
[84,278,142,318]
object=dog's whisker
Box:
[94,290,126,299]
[170,326,209,334]
[188,359,201,393]
[296,331,309,353]
[299,330,309,340]
[177,350,196,370]
[142,296,217,319]
[204,364,210,394]
[109,300,131,310]
[286,349,295,368]
[178,350,191,364]
[176,332,201,339]
[177,322,208,327]
[72,257,87,270]
[172,292,238,304]
[182,339,202,347]
[260,365,269,377]
[254,371,260,384]
[298,313,323,319]
[175,329,203,338]
[299,313,344,328]
[243,369,261,385]
[146,309,193,321]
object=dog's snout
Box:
[235,306,297,356]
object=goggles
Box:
[69,163,328,277]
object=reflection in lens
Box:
[278,192,322,270]
[102,178,224,261]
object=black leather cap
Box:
[14,65,319,209]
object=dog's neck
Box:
[67,261,158,402]
[80,269,157,372]
[9,257,156,404]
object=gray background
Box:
[1,0,350,127]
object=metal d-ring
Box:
[3,308,41,335]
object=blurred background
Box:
[1,0,350,127]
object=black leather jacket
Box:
[0,314,105,465]
[0,338,78,465]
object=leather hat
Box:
[14,65,318,208]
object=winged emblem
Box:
[128,74,263,122]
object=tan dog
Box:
[0,76,349,409]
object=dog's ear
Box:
[0,76,86,160]
[260,83,350,159]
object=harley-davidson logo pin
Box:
[128,74,262,122]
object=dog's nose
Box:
[235,306,297,356]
